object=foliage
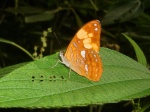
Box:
[0,0,150,111]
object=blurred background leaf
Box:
[101,0,143,25]
[122,33,147,66]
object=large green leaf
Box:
[0,47,150,108]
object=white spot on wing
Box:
[93,54,96,57]
[94,23,97,26]
[85,64,88,75]
[95,58,98,62]
[94,27,98,31]
[81,50,86,58]
[73,42,78,47]
[85,64,88,71]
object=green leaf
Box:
[25,12,54,23]
[122,33,147,67]
[6,6,55,23]
[0,48,150,108]
[0,62,29,78]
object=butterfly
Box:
[59,20,103,81]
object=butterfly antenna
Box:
[54,32,62,47]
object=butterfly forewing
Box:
[60,20,103,81]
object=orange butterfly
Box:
[59,20,103,81]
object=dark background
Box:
[0,0,150,111]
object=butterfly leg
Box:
[51,60,61,68]
[51,59,69,68]
[68,67,72,79]
[51,58,72,80]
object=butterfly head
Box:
[59,51,70,67]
